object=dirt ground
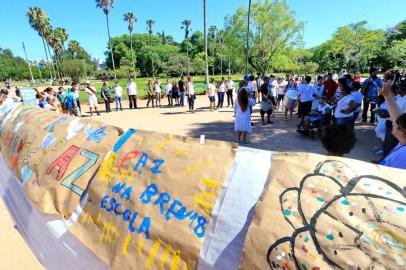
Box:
[0,96,380,269]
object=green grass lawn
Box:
[78,74,244,102]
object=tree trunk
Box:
[245,0,252,75]
[149,33,155,78]
[186,42,190,76]
[228,59,231,76]
[46,44,57,80]
[204,0,209,85]
[106,13,117,79]
[41,36,50,62]
[130,30,136,76]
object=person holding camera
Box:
[379,74,406,170]
[361,68,382,124]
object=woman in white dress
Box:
[234,87,255,144]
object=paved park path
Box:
[95,96,377,162]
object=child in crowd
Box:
[65,87,78,116]
[207,79,216,112]
[235,87,255,144]
[44,96,57,112]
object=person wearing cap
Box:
[84,81,101,116]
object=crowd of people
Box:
[1,69,405,170]
[230,69,406,170]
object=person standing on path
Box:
[127,78,138,109]
[165,80,173,106]
[217,78,226,108]
[68,82,81,116]
[146,80,155,108]
[284,78,298,121]
[178,76,185,107]
[298,76,314,123]
[154,80,162,107]
[101,81,112,113]
[234,88,255,144]
[84,81,100,116]
[226,76,235,107]
[172,80,179,106]
[361,68,382,124]
[208,78,216,111]
[113,81,123,111]
[186,76,196,113]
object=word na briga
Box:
[100,182,208,240]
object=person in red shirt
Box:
[323,73,338,103]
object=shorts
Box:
[277,94,285,101]
[209,96,215,103]
[88,95,98,108]
[284,97,297,110]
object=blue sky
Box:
[0,0,405,61]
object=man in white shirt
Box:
[127,78,137,109]
[165,80,173,106]
[114,81,123,111]
[225,76,235,107]
[298,76,314,122]
[84,81,100,116]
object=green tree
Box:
[225,0,302,74]
[208,25,218,75]
[386,40,406,68]
[96,0,117,79]
[164,53,190,76]
[332,21,386,72]
[123,12,137,75]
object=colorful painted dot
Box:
[316,196,325,202]
[397,207,405,212]
[386,191,393,196]
[326,234,334,241]
[364,183,371,187]
[283,209,292,216]
[304,236,310,243]
[341,199,350,206]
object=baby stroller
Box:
[297,113,332,139]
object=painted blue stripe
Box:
[113,129,136,153]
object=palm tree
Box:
[43,27,58,80]
[96,0,117,79]
[208,25,218,76]
[181,19,192,76]
[53,27,69,78]
[146,19,155,77]
[123,12,137,75]
[68,40,81,59]
[26,7,52,78]
[246,0,252,75]
[203,0,208,85]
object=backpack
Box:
[361,79,373,96]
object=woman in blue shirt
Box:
[380,75,406,170]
